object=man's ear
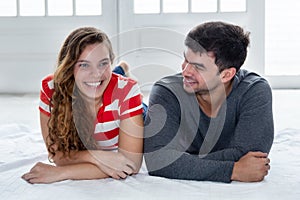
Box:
[220,67,236,83]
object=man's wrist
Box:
[231,162,239,181]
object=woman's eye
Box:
[99,62,109,68]
[79,63,89,68]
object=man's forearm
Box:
[145,150,235,183]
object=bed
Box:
[0,91,300,200]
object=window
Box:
[0,0,102,17]
[0,0,17,16]
[220,0,246,12]
[20,0,45,16]
[75,0,102,16]
[191,0,217,13]
[163,0,188,13]
[133,0,247,14]
[134,0,160,14]
[47,0,73,16]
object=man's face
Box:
[181,48,222,95]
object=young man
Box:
[144,21,274,183]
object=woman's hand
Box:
[22,162,64,184]
[88,114,144,180]
[89,150,137,179]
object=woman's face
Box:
[73,42,112,103]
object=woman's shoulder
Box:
[40,74,54,96]
[41,74,54,84]
[111,73,138,87]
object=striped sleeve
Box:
[39,74,54,117]
[119,79,143,120]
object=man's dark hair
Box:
[185,21,250,72]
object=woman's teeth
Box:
[86,81,102,87]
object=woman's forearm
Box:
[51,149,143,177]
[59,163,109,181]
[50,150,93,166]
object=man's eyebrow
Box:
[183,52,206,69]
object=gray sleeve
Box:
[144,84,234,183]
[204,80,274,161]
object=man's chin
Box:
[183,85,196,94]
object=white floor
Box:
[0,90,300,200]
[272,89,300,131]
[0,93,40,130]
[0,89,299,133]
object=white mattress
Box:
[0,91,300,200]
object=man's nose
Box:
[182,62,193,73]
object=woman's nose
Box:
[90,66,102,77]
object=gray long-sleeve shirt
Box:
[144,69,274,183]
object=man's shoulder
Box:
[155,73,183,87]
[236,69,267,84]
[232,69,272,99]
[152,73,198,106]
[234,69,270,90]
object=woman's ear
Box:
[220,67,236,83]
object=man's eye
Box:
[194,64,203,70]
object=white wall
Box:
[2,0,297,93]
[118,0,265,91]
[0,0,117,93]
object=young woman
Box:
[22,27,144,184]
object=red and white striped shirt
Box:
[39,73,143,151]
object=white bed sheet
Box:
[0,91,300,200]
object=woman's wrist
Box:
[53,165,69,182]
[84,150,104,166]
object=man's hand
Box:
[231,151,270,182]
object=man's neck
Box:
[196,81,233,117]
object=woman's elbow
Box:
[49,153,68,167]
[133,156,143,174]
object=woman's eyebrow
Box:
[98,58,110,62]
[76,58,109,63]
[77,59,90,63]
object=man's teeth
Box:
[184,78,195,83]
[86,81,102,87]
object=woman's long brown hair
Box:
[46,27,115,158]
